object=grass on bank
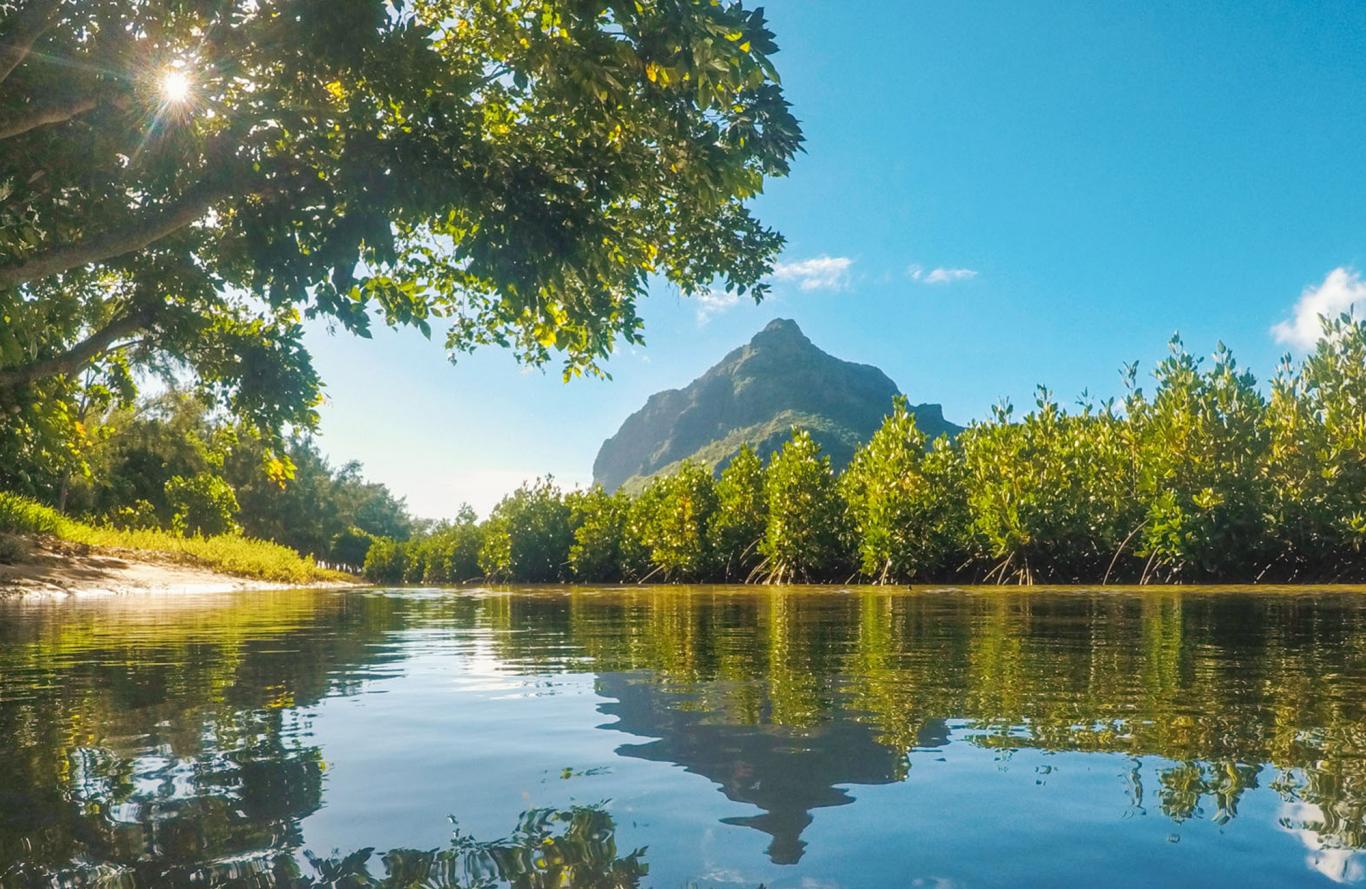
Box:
[0,492,350,586]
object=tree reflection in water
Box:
[3,805,646,888]
[2,586,1366,885]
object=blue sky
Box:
[304,0,1366,518]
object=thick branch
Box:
[0,0,62,87]
[0,308,150,390]
[0,94,96,139]
[0,182,231,289]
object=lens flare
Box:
[161,70,191,103]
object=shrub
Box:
[478,478,571,582]
[109,499,159,531]
[363,538,408,584]
[960,390,1141,583]
[632,462,717,581]
[709,446,767,581]
[166,473,242,536]
[1133,339,1269,581]
[843,398,968,582]
[424,514,484,584]
[1264,315,1366,579]
[567,487,629,582]
[759,429,849,582]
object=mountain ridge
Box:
[592,319,962,492]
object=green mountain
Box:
[592,318,962,492]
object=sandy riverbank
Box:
[0,539,358,597]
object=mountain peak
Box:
[592,321,963,492]
[759,317,804,337]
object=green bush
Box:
[960,390,1141,583]
[759,429,850,582]
[633,462,717,581]
[843,398,968,582]
[1263,316,1366,579]
[166,473,242,537]
[362,538,409,584]
[567,487,629,582]
[478,478,571,582]
[109,499,159,531]
[709,446,767,581]
[1132,340,1269,581]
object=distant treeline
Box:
[368,317,1366,585]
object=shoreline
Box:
[0,539,359,599]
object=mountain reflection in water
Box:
[1,586,1364,887]
[599,671,949,864]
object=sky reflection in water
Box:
[1,586,1365,887]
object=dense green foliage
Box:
[758,429,848,582]
[631,461,718,580]
[362,506,481,584]
[164,472,241,536]
[567,486,630,582]
[367,321,1366,585]
[477,478,573,582]
[2,391,416,571]
[708,445,766,580]
[0,0,801,504]
[842,398,965,582]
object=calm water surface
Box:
[2,585,1366,887]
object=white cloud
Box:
[772,255,854,291]
[1271,266,1366,350]
[1280,801,1366,884]
[908,264,978,285]
[695,288,743,323]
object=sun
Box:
[160,69,191,103]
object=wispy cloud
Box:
[694,288,743,324]
[1271,267,1366,350]
[772,255,854,291]
[908,264,978,285]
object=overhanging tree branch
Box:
[0,94,97,140]
[0,0,62,87]
[0,306,152,390]
[0,181,233,289]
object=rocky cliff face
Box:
[592,318,962,491]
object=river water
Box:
[1,585,1364,887]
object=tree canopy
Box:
[0,0,801,487]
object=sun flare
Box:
[160,69,191,103]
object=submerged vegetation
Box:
[367,319,1366,585]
